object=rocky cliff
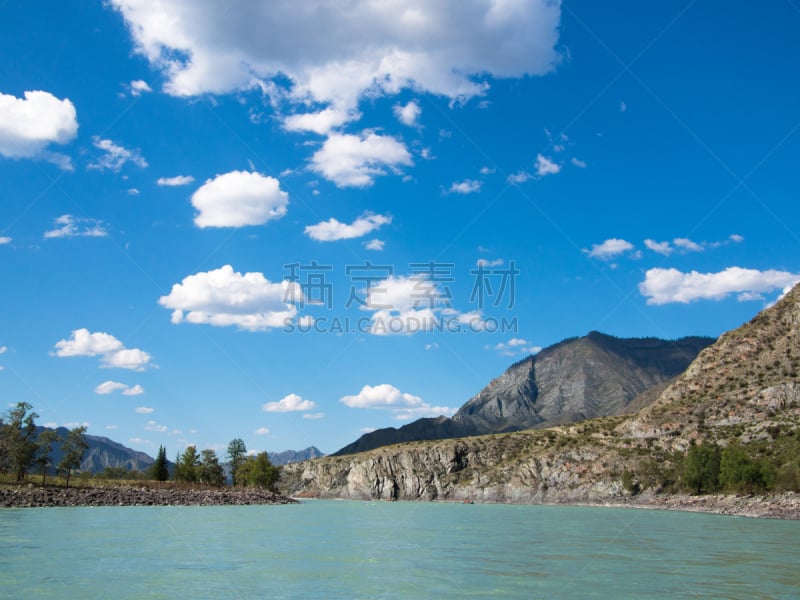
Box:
[283,286,800,504]
[335,332,713,455]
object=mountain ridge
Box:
[335,332,714,455]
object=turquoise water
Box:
[1,501,798,599]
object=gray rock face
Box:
[335,332,713,455]
[269,446,326,466]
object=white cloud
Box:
[0,237,11,245]
[480,166,495,175]
[145,420,167,433]
[447,179,481,195]
[587,238,634,260]
[134,406,154,414]
[487,338,542,357]
[571,157,587,168]
[364,239,385,251]
[730,233,744,243]
[105,425,119,430]
[159,265,301,331]
[644,239,673,256]
[425,343,439,351]
[310,132,412,188]
[123,384,144,396]
[360,427,377,434]
[192,170,288,228]
[673,237,703,252]
[44,214,108,239]
[340,383,455,421]
[507,170,531,184]
[476,258,504,268]
[157,174,194,186]
[0,90,78,159]
[535,154,560,176]
[88,137,148,172]
[53,328,152,371]
[255,427,270,435]
[95,381,128,395]
[639,267,800,305]
[109,1,562,114]
[283,107,357,135]
[302,412,325,420]
[130,80,152,96]
[128,188,140,196]
[0,346,6,354]
[394,100,421,126]
[305,212,391,241]
[262,393,316,413]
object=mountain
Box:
[268,446,325,466]
[282,286,800,504]
[334,332,713,455]
[36,427,156,474]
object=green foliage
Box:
[682,442,721,494]
[239,452,279,490]
[227,438,247,487]
[35,429,61,485]
[621,469,641,495]
[198,449,225,487]
[148,445,169,481]
[719,441,776,493]
[174,446,200,483]
[58,426,89,488]
[0,402,39,481]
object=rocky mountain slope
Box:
[282,287,800,504]
[268,446,325,466]
[36,427,157,474]
[335,332,713,455]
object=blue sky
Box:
[1,1,799,458]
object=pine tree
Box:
[227,438,246,487]
[0,402,39,481]
[199,449,225,487]
[35,429,61,485]
[175,445,200,483]
[150,445,169,481]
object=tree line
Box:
[0,402,88,488]
[0,402,279,491]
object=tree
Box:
[720,441,774,493]
[683,442,721,494]
[148,445,169,482]
[199,449,225,487]
[35,429,61,485]
[58,426,88,488]
[239,452,279,491]
[175,445,200,483]
[227,438,247,487]
[0,402,39,481]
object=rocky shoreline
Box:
[0,484,297,508]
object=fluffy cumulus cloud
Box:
[283,108,357,135]
[262,393,316,413]
[447,179,481,195]
[394,100,421,126]
[157,174,194,186]
[340,383,456,421]
[304,212,391,241]
[88,137,148,172]
[44,215,108,239]
[53,329,152,371]
[130,80,152,96]
[364,239,385,251]
[310,132,412,188]
[255,427,270,435]
[639,267,800,305]
[109,1,562,107]
[535,154,560,176]
[191,171,288,228]
[0,237,11,244]
[0,90,78,159]
[159,265,302,331]
[586,238,635,260]
[135,406,154,414]
[644,235,744,256]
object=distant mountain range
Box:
[334,332,714,455]
[32,428,325,475]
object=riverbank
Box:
[0,483,297,508]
